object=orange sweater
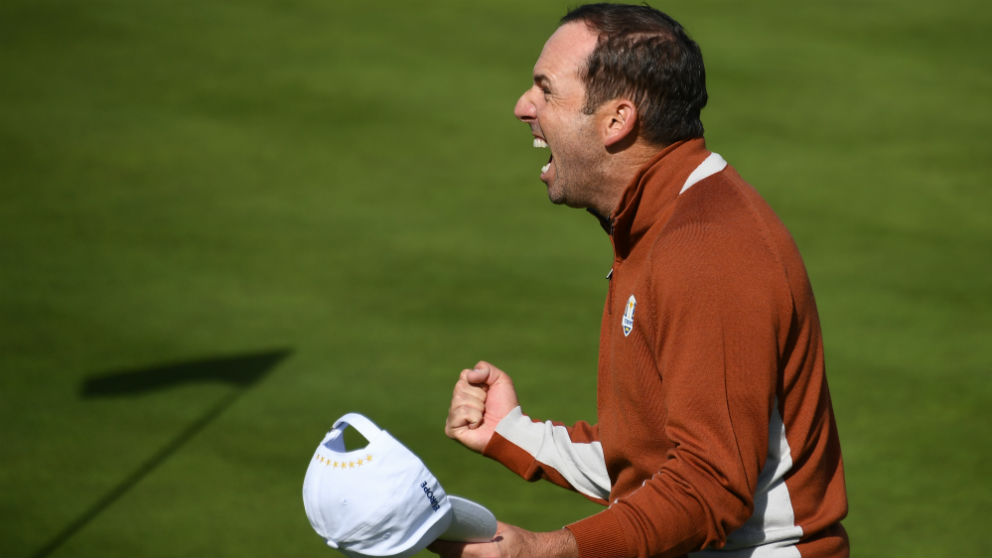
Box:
[483,139,848,557]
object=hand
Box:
[429,522,578,558]
[444,361,520,453]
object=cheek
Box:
[539,112,566,141]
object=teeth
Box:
[533,138,548,148]
[541,162,551,174]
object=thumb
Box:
[465,362,494,386]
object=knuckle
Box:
[449,404,480,424]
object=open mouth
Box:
[533,137,552,177]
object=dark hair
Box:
[561,3,707,145]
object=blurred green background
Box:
[1,1,989,556]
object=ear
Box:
[601,99,638,147]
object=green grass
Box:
[1,1,989,556]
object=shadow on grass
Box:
[34,349,293,558]
[80,349,291,397]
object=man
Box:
[434,4,848,557]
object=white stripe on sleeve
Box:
[495,407,612,501]
[690,400,804,557]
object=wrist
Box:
[542,528,578,558]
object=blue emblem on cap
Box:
[421,481,441,511]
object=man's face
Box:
[514,22,604,209]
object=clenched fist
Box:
[444,361,520,453]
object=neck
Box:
[595,141,667,219]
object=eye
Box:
[532,76,553,101]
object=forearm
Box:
[541,528,579,558]
[430,524,578,558]
[483,407,610,503]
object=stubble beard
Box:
[546,141,604,210]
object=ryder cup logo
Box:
[622,294,636,337]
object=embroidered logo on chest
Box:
[622,294,636,337]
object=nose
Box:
[514,88,537,123]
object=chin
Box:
[546,186,567,206]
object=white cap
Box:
[302,413,497,558]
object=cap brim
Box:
[439,495,497,543]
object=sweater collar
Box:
[609,138,711,258]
